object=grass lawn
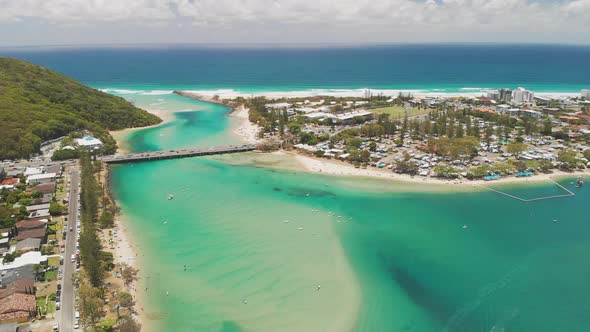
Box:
[369,105,429,118]
[45,270,58,281]
[37,298,57,316]
[48,256,60,267]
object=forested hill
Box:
[0,57,161,159]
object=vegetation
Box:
[368,105,428,119]
[0,57,161,159]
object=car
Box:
[60,247,65,253]
[71,254,76,262]
[74,322,79,329]
[56,302,60,310]
[53,322,59,331]
[57,284,62,291]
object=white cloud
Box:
[0,0,588,44]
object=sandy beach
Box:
[230,104,261,144]
[110,108,170,154]
[282,150,590,188]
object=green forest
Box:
[0,57,161,159]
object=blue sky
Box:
[0,0,588,47]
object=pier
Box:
[101,144,256,164]
[479,179,576,202]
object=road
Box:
[60,167,80,332]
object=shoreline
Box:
[101,165,151,330]
[289,151,590,187]
[172,90,262,144]
[110,108,172,154]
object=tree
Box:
[557,150,581,171]
[395,160,419,175]
[49,201,67,216]
[506,143,527,158]
[368,142,377,151]
[120,263,138,286]
[117,292,134,308]
[79,282,105,329]
[99,211,115,228]
[117,316,141,332]
[583,149,590,160]
[541,118,553,136]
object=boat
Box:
[576,176,584,188]
[167,194,174,200]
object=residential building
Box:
[498,89,513,103]
[582,89,590,99]
[24,204,50,213]
[0,293,36,323]
[511,87,534,105]
[15,239,41,252]
[486,90,500,100]
[75,136,103,150]
[25,173,56,185]
[30,182,56,195]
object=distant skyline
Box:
[1,0,589,47]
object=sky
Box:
[0,0,589,47]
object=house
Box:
[0,267,36,287]
[15,239,41,253]
[24,204,50,214]
[0,280,35,300]
[0,252,47,272]
[25,173,56,185]
[0,239,8,250]
[15,220,46,233]
[27,210,50,220]
[0,179,18,187]
[576,114,590,123]
[75,136,103,150]
[0,293,36,323]
[14,229,46,243]
[30,182,56,194]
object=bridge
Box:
[101,144,256,164]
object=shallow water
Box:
[109,92,590,332]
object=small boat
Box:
[575,176,584,188]
[163,221,168,225]
[298,227,304,230]
[167,194,174,200]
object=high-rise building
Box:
[487,90,500,100]
[511,87,534,105]
[582,89,590,99]
[498,89,512,103]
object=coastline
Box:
[110,108,172,154]
[288,151,590,187]
[172,90,262,144]
[100,164,152,330]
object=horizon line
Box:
[2,41,590,52]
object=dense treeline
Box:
[0,57,161,159]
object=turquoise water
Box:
[109,92,590,332]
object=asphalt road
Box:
[60,167,80,332]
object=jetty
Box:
[101,144,256,164]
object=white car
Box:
[53,322,59,331]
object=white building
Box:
[75,136,104,150]
[511,87,534,105]
[582,89,590,99]
[24,167,43,177]
[487,90,500,100]
[26,173,56,185]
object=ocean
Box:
[2,44,590,95]
[3,45,589,331]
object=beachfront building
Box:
[511,87,534,105]
[75,136,103,150]
[499,89,513,103]
[486,90,500,100]
[582,89,590,99]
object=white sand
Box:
[230,105,261,144]
[286,151,589,188]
